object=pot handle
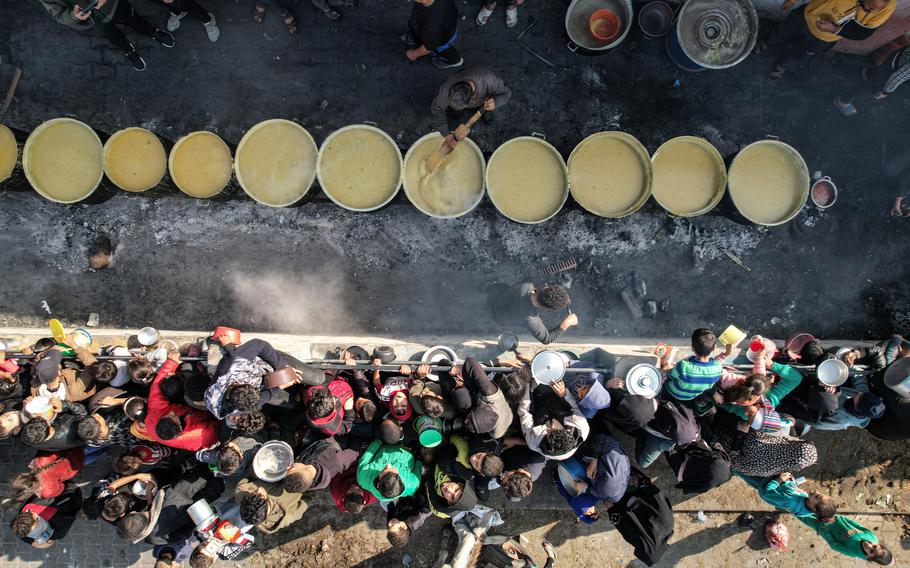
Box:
[531,132,547,140]
[819,175,831,182]
[363,121,378,127]
[567,41,579,53]
[765,134,780,141]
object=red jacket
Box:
[34,448,84,499]
[329,466,377,513]
[302,378,354,436]
[146,359,220,451]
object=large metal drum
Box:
[403,132,485,219]
[651,136,726,217]
[235,119,318,207]
[568,131,651,218]
[317,124,402,212]
[103,127,167,193]
[24,118,103,204]
[727,139,809,226]
[169,131,233,199]
[486,136,568,224]
[666,0,758,71]
[566,0,633,53]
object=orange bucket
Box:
[589,9,621,42]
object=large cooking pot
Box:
[317,123,402,212]
[168,131,233,199]
[103,127,167,193]
[650,135,726,217]
[486,135,568,224]
[568,131,651,218]
[402,132,485,219]
[235,119,318,207]
[566,0,633,53]
[24,118,103,204]
[728,138,809,226]
[666,0,758,72]
[0,124,17,184]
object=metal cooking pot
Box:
[666,0,758,71]
[650,136,726,217]
[402,132,486,219]
[235,119,318,207]
[817,358,849,387]
[567,131,652,218]
[373,345,397,364]
[485,135,568,224]
[638,1,674,38]
[728,138,810,227]
[566,0,633,53]
[884,358,910,398]
[265,367,298,389]
[23,118,104,204]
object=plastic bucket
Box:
[486,136,568,224]
[211,326,241,345]
[589,9,621,41]
[728,139,809,226]
[415,415,444,447]
[235,119,318,207]
[568,131,651,218]
[103,127,167,192]
[169,131,233,199]
[24,118,103,204]
[317,124,402,212]
[651,136,726,217]
[0,124,17,184]
[402,132,485,219]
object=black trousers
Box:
[96,0,157,52]
[163,0,211,23]
[769,6,834,70]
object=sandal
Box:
[279,9,298,33]
[252,2,266,23]
[541,541,557,562]
[769,65,786,80]
[833,97,858,116]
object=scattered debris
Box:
[644,300,657,318]
[736,512,755,527]
[539,257,578,278]
[621,288,643,320]
[631,271,647,299]
[40,301,51,315]
[86,313,100,327]
[659,299,670,313]
[721,247,752,272]
[88,236,114,271]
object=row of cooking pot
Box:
[0,118,810,226]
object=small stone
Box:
[86,313,100,327]
[770,317,782,325]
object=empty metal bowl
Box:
[817,358,849,387]
[137,327,160,347]
[253,441,295,482]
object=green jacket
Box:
[798,514,878,559]
[739,474,812,517]
[38,0,119,30]
[357,440,422,502]
[721,362,803,421]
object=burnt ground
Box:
[0,2,909,338]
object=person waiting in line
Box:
[19,399,89,451]
[386,495,432,548]
[9,448,85,502]
[329,465,377,514]
[518,376,589,461]
[301,377,355,437]
[475,0,524,28]
[491,281,578,345]
[235,474,309,534]
[835,45,910,115]
[31,346,98,403]
[37,0,176,71]
[444,357,514,439]
[146,352,220,452]
[769,0,896,80]
[487,443,547,502]
[284,438,360,493]
[662,328,723,409]
[403,0,463,70]
[866,357,910,441]
[578,434,630,505]
[158,0,219,40]
[357,439,423,502]
[740,472,838,520]
[10,481,83,549]
[430,67,511,149]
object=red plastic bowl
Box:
[589,9,621,42]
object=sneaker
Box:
[153,29,176,48]
[400,32,417,46]
[166,11,187,32]
[125,49,147,71]
[476,6,493,26]
[505,7,518,28]
[432,56,463,70]
[203,13,220,42]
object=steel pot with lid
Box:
[531,350,568,384]
[666,0,758,72]
[625,363,663,398]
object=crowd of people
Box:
[1,296,908,566]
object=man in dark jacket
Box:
[491,282,578,345]
[431,67,511,148]
[37,0,175,71]
[403,0,462,70]
[19,399,88,451]
[443,358,513,439]
[284,438,360,493]
[11,481,83,549]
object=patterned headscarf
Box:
[204,357,269,419]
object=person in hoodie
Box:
[564,364,619,419]
[235,475,309,534]
[329,465,378,514]
[518,377,589,461]
[425,440,480,519]
[301,377,355,437]
[284,438,360,493]
[577,434,630,505]
[19,398,89,451]
[146,353,219,452]
[445,357,513,439]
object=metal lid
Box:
[625,363,663,398]
[531,350,567,384]
[817,358,849,387]
[421,346,458,381]
[676,0,758,69]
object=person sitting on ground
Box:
[386,495,432,548]
[236,474,309,534]
[430,67,511,149]
[157,0,220,42]
[284,438,360,493]
[36,0,176,71]
[518,377,590,461]
[146,352,220,452]
[798,513,894,565]
[403,0,463,70]
[578,434,630,504]
[662,328,723,406]
[357,439,423,502]
[741,472,837,519]
[475,0,524,28]
[492,281,578,345]
[410,363,456,419]
[9,448,85,502]
[19,399,88,451]
[768,0,896,80]
[10,481,82,549]
[444,357,513,439]
[301,377,355,436]
[329,465,378,514]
